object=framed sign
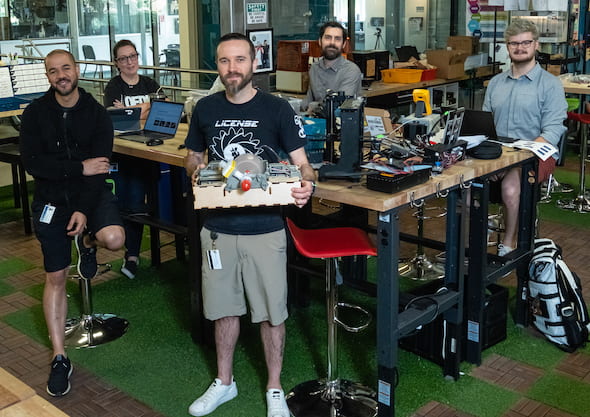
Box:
[248,28,273,73]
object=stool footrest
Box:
[123,213,188,236]
[335,302,371,333]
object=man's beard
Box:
[322,45,342,60]
[53,77,78,97]
[510,51,535,65]
[221,71,253,95]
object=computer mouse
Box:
[146,138,163,146]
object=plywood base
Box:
[194,179,301,209]
[0,395,70,417]
[0,369,34,410]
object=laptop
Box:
[460,109,517,143]
[108,107,141,134]
[117,100,184,143]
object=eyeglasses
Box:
[116,53,139,63]
[506,40,535,48]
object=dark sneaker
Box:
[47,354,73,397]
[75,233,97,279]
[121,257,138,279]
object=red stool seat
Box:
[567,111,590,124]
[286,218,377,259]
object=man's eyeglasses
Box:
[506,40,535,48]
[116,53,139,63]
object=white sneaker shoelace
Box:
[266,389,289,417]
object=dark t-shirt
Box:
[185,90,307,235]
[103,75,161,107]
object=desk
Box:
[312,149,536,417]
[112,125,189,266]
[0,109,29,234]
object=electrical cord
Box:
[401,286,449,338]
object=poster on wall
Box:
[466,0,509,43]
[246,2,268,25]
[248,29,273,72]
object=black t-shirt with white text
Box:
[185,90,307,235]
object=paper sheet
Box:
[490,140,558,161]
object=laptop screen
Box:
[108,107,141,132]
[144,101,184,136]
[460,109,497,138]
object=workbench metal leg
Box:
[377,209,400,417]
[441,187,466,379]
[514,158,538,327]
[465,179,490,365]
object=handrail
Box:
[4,54,219,102]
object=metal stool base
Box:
[65,314,129,348]
[399,254,445,281]
[556,196,590,213]
[287,379,377,417]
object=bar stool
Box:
[65,263,129,348]
[557,112,590,213]
[400,203,446,281]
[285,218,378,417]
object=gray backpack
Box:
[528,238,590,352]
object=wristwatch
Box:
[309,181,316,195]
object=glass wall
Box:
[0,0,179,72]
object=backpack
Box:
[528,238,590,352]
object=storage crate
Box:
[420,68,437,81]
[305,135,326,164]
[399,282,508,365]
[381,68,423,83]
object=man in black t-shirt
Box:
[184,33,315,417]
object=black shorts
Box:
[32,189,123,273]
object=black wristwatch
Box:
[309,181,316,195]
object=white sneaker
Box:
[188,378,237,416]
[266,389,290,417]
[497,244,514,257]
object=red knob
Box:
[241,178,252,191]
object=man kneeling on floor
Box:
[19,49,125,397]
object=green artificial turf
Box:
[2,258,588,417]
[0,258,35,296]
[1,163,589,417]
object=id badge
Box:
[40,204,55,224]
[207,249,222,270]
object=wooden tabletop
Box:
[314,148,534,212]
[112,123,188,168]
[362,76,470,98]
[561,80,590,95]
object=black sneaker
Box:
[121,257,138,279]
[47,354,73,397]
[75,233,97,279]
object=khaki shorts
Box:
[200,227,288,325]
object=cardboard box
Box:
[276,70,309,93]
[447,36,479,54]
[277,40,321,72]
[426,49,468,79]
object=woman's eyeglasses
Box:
[116,53,139,63]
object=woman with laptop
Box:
[104,39,165,279]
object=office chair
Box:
[162,48,180,86]
[82,45,97,77]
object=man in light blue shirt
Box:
[483,19,566,255]
[303,21,362,113]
